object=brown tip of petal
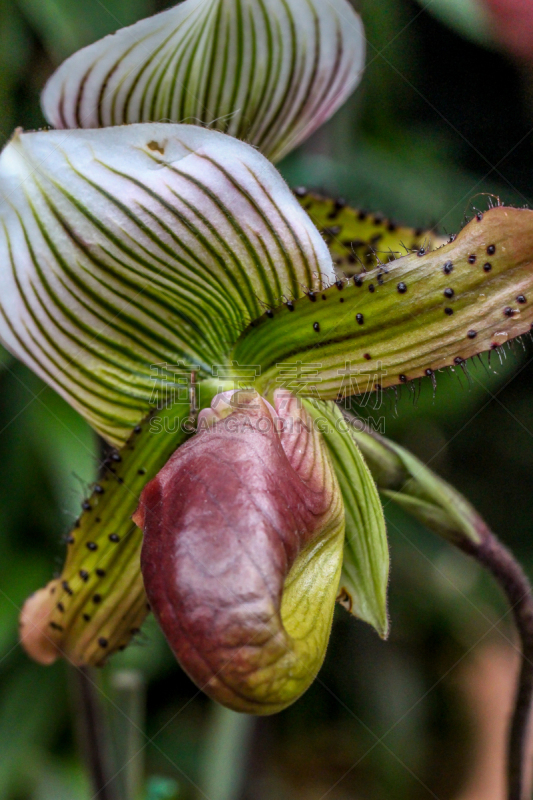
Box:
[132,505,145,529]
[19,581,61,665]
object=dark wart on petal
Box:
[135,391,344,715]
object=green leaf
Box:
[41,0,365,164]
[348,423,484,546]
[235,206,533,400]
[0,124,332,444]
[304,400,389,638]
[295,190,446,276]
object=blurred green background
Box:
[1,0,533,798]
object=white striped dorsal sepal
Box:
[41,0,365,163]
[0,124,333,445]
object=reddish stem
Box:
[460,528,533,800]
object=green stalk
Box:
[74,667,120,800]
[198,703,255,800]
[109,669,146,800]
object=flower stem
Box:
[75,666,120,800]
[199,703,255,800]
[109,669,146,800]
[459,529,533,800]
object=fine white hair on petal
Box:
[41,0,365,163]
[0,123,333,444]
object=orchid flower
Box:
[7,122,390,710]
[3,0,533,743]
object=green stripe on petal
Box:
[0,125,333,444]
[295,190,446,275]
[40,0,365,163]
[303,400,389,638]
[235,206,533,400]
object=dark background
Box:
[0,0,532,798]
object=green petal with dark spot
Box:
[295,190,446,275]
[19,400,196,666]
[235,206,533,400]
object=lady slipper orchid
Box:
[4,123,389,698]
[4,0,533,727]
